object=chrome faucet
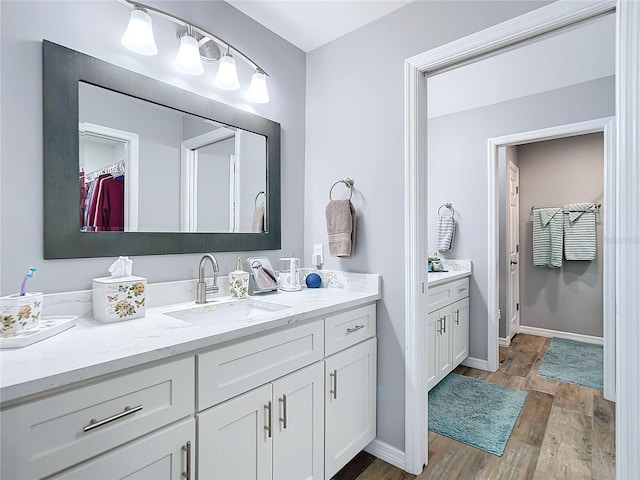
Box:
[196,254,219,304]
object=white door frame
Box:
[488,117,616,402]
[404,0,640,476]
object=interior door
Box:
[507,161,520,339]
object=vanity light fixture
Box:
[175,26,205,75]
[214,48,241,91]
[121,6,157,56]
[120,0,270,102]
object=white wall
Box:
[518,133,604,337]
[305,0,550,454]
[0,0,305,293]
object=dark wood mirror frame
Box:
[43,40,281,259]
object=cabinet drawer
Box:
[325,304,376,356]
[428,277,469,312]
[197,319,324,410]
[0,357,194,480]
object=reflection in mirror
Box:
[78,82,267,233]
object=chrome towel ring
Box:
[438,203,455,217]
[329,177,354,200]
[254,191,265,208]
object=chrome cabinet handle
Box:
[458,287,467,293]
[443,316,446,333]
[264,401,272,438]
[182,441,192,480]
[279,394,288,429]
[330,369,338,399]
[510,260,518,265]
[455,309,460,325]
[83,404,143,432]
[346,324,365,334]
[437,318,442,334]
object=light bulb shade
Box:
[247,71,270,103]
[121,8,157,56]
[214,53,240,91]
[176,34,204,75]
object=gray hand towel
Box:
[326,199,356,257]
[437,216,456,252]
[252,207,265,233]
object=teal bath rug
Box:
[537,337,603,390]
[428,373,527,456]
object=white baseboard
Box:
[460,356,489,371]
[518,325,603,345]
[498,336,511,347]
[364,439,405,471]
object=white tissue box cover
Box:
[92,276,147,323]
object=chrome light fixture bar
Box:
[120,0,270,102]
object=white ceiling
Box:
[225,0,413,52]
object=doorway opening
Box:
[488,118,615,401]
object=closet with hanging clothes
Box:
[80,160,125,231]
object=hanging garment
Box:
[563,203,597,261]
[532,208,563,268]
[87,174,125,231]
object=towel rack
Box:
[329,177,354,200]
[254,191,265,208]
[438,203,455,217]
[531,203,601,213]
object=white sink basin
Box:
[165,298,290,325]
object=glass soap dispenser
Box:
[229,257,249,298]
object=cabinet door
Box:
[437,304,453,382]
[53,418,195,480]
[452,297,469,368]
[426,310,440,391]
[272,362,324,480]
[325,338,377,480]
[198,384,273,480]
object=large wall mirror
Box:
[43,40,280,258]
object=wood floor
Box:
[332,334,615,480]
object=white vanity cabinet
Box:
[0,357,195,480]
[0,299,378,480]
[198,362,324,480]
[427,277,470,390]
[197,303,377,480]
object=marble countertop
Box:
[0,272,381,406]
[427,260,472,287]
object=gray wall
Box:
[498,146,519,338]
[0,0,305,293]
[428,77,614,361]
[305,0,549,453]
[518,133,604,337]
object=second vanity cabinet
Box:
[426,277,470,390]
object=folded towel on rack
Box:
[532,208,563,268]
[437,215,456,252]
[326,199,355,257]
[563,203,597,261]
[252,206,265,233]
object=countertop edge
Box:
[0,291,380,407]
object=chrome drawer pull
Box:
[443,316,446,334]
[455,309,460,325]
[264,401,273,438]
[279,394,288,429]
[83,404,143,432]
[458,287,467,293]
[346,324,365,334]
[330,370,338,399]
[182,441,192,480]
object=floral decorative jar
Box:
[1,292,43,336]
[92,276,147,323]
